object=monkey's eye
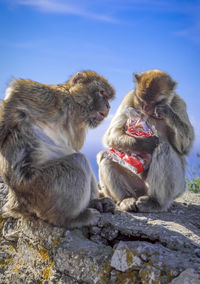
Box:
[99,89,110,100]
[99,89,105,96]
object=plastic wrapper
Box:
[106,108,156,174]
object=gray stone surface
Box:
[170,269,200,284]
[0,177,200,283]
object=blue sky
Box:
[0,0,200,178]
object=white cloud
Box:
[174,23,200,45]
[0,38,48,49]
[12,0,117,22]
[9,0,200,44]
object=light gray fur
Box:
[97,70,194,213]
[97,103,190,212]
[0,71,115,228]
[142,142,186,211]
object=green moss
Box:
[113,270,139,284]
[96,261,111,283]
[126,249,133,266]
[52,236,60,248]
[0,259,6,267]
[0,216,3,224]
[43,263,54,279]
[39,249,50,262]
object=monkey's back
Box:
[0,79,74,181]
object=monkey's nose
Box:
[97,111,107,121]
[100,109,108,117]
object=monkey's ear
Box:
[72,72,84,85]
[134,73,141,83]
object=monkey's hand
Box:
[154,103,173,120]
[117,197,137,212]
[132,135,159,154]
[89,197,115,213]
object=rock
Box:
[170,268,200,284]
[100,224,119,241]
[110,241,143,272]
[139,265,162,284]
[0,178,200,283]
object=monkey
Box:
[97,69,194,213]
[0,70,115,228]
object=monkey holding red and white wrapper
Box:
[98,69,194,213]
[107,108,156,174]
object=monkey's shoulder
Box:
[7,78,47,91]
[171,94,186,111]
[121,90,135,108]
[5,78,68,101]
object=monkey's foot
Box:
[84,208,102,226]
[89,197,115,213]
[117,197,137,212]
[67,208,101,229]
[136,195,162,213]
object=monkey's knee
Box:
[97,150,108,165]
[153,142,170,160]
[98,152,147,202]
[98,158,121,199]
[146,142,185,210]
[153,142,185,181]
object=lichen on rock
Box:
[0,177,200,283]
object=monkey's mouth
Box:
[87,111,107,128]
[88,111,107,121]
[96,111,107,121]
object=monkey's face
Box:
[134,70,176,117]
[68,71,115,128]
[85,85,113,128]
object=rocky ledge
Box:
[0,178,200,284]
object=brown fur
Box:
[0,70,115,228]
[97,69,194,212]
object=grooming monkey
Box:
[97,70,194,212]
[0,71,115,228]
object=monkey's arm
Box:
[155,95,194,154]
[103,106,159,154]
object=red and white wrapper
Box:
[126,118,155,138]
[106,109,156,174]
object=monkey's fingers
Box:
[89,197,115,214]
[136,195,162,213]
[154,104,170,119]
[100,197,115,213]
[117,197,137,212]
[89,199,104,213]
